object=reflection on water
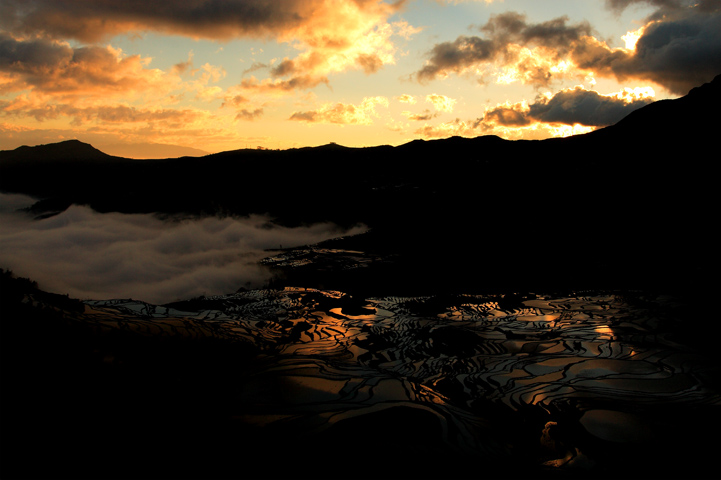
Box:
[81,288,720,475]
[594,324,614,336]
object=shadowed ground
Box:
[2,272,719,479]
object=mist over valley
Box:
[0,195,366,303]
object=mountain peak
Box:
[582,73,720,142]
[315,142,351,150]
[35,139,109,158]
[2,139,112,163]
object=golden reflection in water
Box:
[594,324,614,336]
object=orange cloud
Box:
[477,101,532,128]
[0,34,176,99]
[414,119,476,138]
[3,1,415,96]
[239,75,330,96]
[289,96,389,125]
[426,93,457,112]
[415,12,595,86]
[0,96,207,126]
[416,5,721,95]
[397,94,417,104]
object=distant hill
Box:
[97,142,210,159]
[1,75,719,295]
[0,139,116,164]
[1,75,718,214]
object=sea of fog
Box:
[0,193,366,304]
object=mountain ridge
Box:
[2,73,718,163]
[1,75,718,223]
[0,139,114,163]
[0,75,718,296]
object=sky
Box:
[1,0,719,158]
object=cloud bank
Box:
[0,197,366,304]
[0,0,403,43]
[414,84,654,140]
[289,96,389,125]
[416,2,721,94]
[0,0,412,97]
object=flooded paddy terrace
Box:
[79,286,720,478]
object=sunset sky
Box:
[1,0,719,158]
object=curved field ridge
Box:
[79,288,720,476]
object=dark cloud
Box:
[0,33,171,96]
[0,201,366,304]
[0,0,318,42]
[288,111,318,122]
[605,0,719,17]
[0,100,204,126]
[416,12,595,84]
[481,12,594,49]
[0,0,405,44]
[527,87,654,126]
[416,35,495,83]
[416,4,720,95]
[270,58,297,77]
[605,0,681,13]
[235,108,264,121]
[240,75,330,93]
[1,1,409,98]
[404,109,439,121]
[474,86,654,129]
[0,32,72,72]
[481,106,531,127]
[573,7,721,94]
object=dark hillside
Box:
[1,75,719,296]
[0,139,112,163]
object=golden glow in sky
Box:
[1,0,719,157]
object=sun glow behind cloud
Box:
[621,24,649,51]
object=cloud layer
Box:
[289,96,389,125]
[1,0,717,153]
[413,83,654,140]
[0,197,366,304]
[416,3,721,94]
[0,0,411,97]
[0,0,401,43]
[0,33,174,98]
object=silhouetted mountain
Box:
[97,141,210,159]
[1,75,719,296]
[0,139,115,164]
[1,76,718,217]
[600,73,720,140]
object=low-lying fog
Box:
[0,193,366,304]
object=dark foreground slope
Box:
[2,271,719,480]
[1,75,719,297]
